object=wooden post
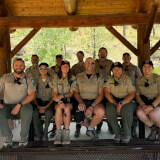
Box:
[137,25,150,70]
[0,28,11,76]
[0,3,11,76]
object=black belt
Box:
[140,95,155,105]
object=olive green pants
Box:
[33,106,53,137]
[0,103,33,138]
[106,102,137,136]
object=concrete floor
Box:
[0,120,150,149]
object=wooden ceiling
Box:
[4,0,158,16]
[0,0,160,28]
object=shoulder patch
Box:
[131,79,134,85]
[74,80,77,85]
[32,79,35,85]
[103,77,108,83]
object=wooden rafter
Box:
[144,3,159,43]
[106,26,138,56]
[63,0,77,15]
[0,13,160,28]
[63,0,78,31]
[10,28,40,58]
[150,40,160,56]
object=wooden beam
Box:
[106,26,138,55]
[0,13,160,28]
[63,0,77,15]
[144,3,159,43]
[150,40,160,56]
[137,25,150,70]
[10,28,40,58]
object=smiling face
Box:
[122,54,131,64]
[39,65,48,76]
[77,52,84,62]
[61,64,70,74]
[84,57,95,73]
[112,67,123,79]
[13,60,25,74]
[56,57,63,66]
[31,55,39,66]
[99,48,107,60]
[142,64,153,76]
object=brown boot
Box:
[148,125,157,141]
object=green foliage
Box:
[24,28,71,67]
[10,25,160,69]
[153,65,160,74]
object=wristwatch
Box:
[119,101,123,106]
[91,105,95,109]
[18,102,22,107]
[151,104,156,108]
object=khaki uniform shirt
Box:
[72,72,104,100]
[35,75,53,101]
[104,74,135,98]
[123,63,142,85]
[71,63,85,76]
[25,66,40,82]
[0,73,36,104]
[95,59,113,81]
[51,74,76,95]
[136,73,160,99]
[48,65,59,78]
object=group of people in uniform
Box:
[0,47,160,148]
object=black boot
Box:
[49,125,56,138]
[74,124,81,138]
[96,121,103,134]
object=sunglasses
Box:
[85,62,95,65]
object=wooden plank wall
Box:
[4,0,159,17]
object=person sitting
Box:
[136,60,160,141]
[52,60,76,145]
[33,63,54,141]
[73,57,105,140]
[104,62,137,144]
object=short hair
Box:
[39,63,49,68]
[123,52,131,57]
[98,47,108,54]
[56,54,63,59]
[13,58,25,65]
[32,54,39,59]
[77,51,84,56]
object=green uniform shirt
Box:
[123,63,142,85]
[136,73,160,99]
[35,75,53,101]
[0,73,36,104]
[71,63,85,76]
[104,74,135,98]
[95,59,113,81]
[72,72,104,100]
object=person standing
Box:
[71,51,85,76]
[26,54,40,81]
